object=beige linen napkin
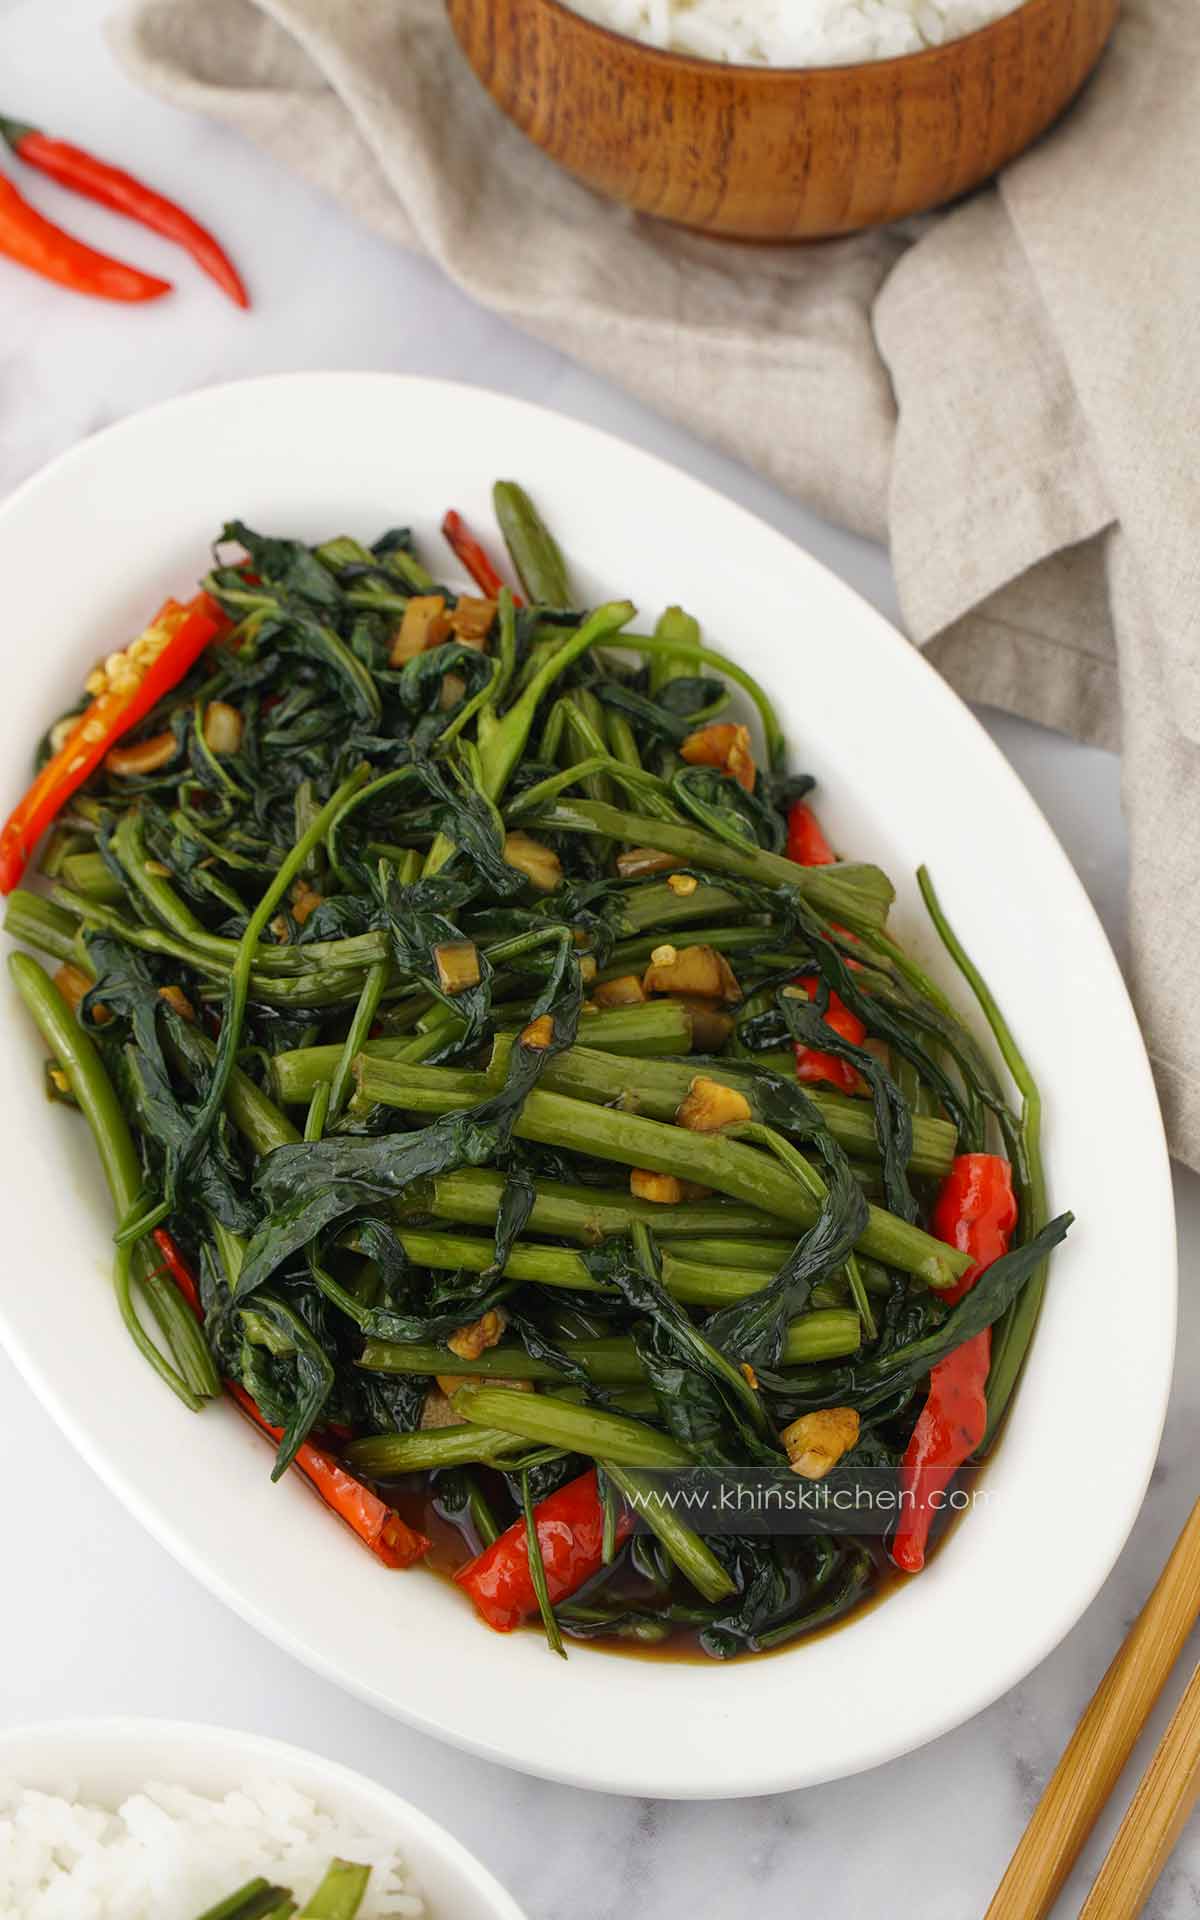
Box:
[111,0,1200,1167]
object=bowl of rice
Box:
[444,0,1118,238]
[0,1720,526,1920]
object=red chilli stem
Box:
[441,509,522,604]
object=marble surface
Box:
[1,3,1197,1915]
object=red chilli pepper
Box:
[786,799,861,1089]
[791,973,865,1094]
[0,173,171,302]
[891,1154,1017,1574]
[228,1386,431,1570]
[0,591,230,894]
[0,114,247,307]
[151,1228,203,1319]
[786,800,836,867]
[456,1469,632,1631]
[441,509,521,604]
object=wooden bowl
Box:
[445,0,1119,240]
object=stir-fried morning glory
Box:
[1,485,1070,1657]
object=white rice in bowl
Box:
[0,1777,424,1919]
[564,0,1028,66]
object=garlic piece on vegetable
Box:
[630,1169,713,1204]
[448,595,496,645]
[631,1169,686,1204]
[643,943,741,1003]
[520,1014,555,1051]
[433,940,481,995]
[591,974,647,1009]
[390,594,453,665]
[289,880,323,927]
[675,1075,752,1133]
[203,700,243,755]
[503,830,563,893]
[104,730,178,777]
[447,1307,507,1360]
[781,1408,860,1480]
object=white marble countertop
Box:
[2,3,1198,1915]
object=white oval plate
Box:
[0,374,1175,1798]
[0,1717,525,1917]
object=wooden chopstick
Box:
[985,1498,1200,1920]
[1079,1657,1200,1918]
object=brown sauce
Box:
[387,1464,977,1662]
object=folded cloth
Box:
[111,0,1200,1166]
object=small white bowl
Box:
[0,1719,526,1920]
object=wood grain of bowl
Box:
[445,0,1119,240]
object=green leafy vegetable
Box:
[4,490,1071,1662]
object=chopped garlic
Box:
[434,940,481,995]
[520,1014,555,1050]
[104,731,178,777]
[643,943,741,1003]
[390,594,452,665]
[630,1169,712,1204]
[503,830,563,893]
[781,1408,860,1480]
[203,701,244,755]
[447,1308,507,1360]
[592,974,647,1009]
[675,1075,752,1133]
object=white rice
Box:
[565,0,1027,65]
[0,1777,425,1920]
